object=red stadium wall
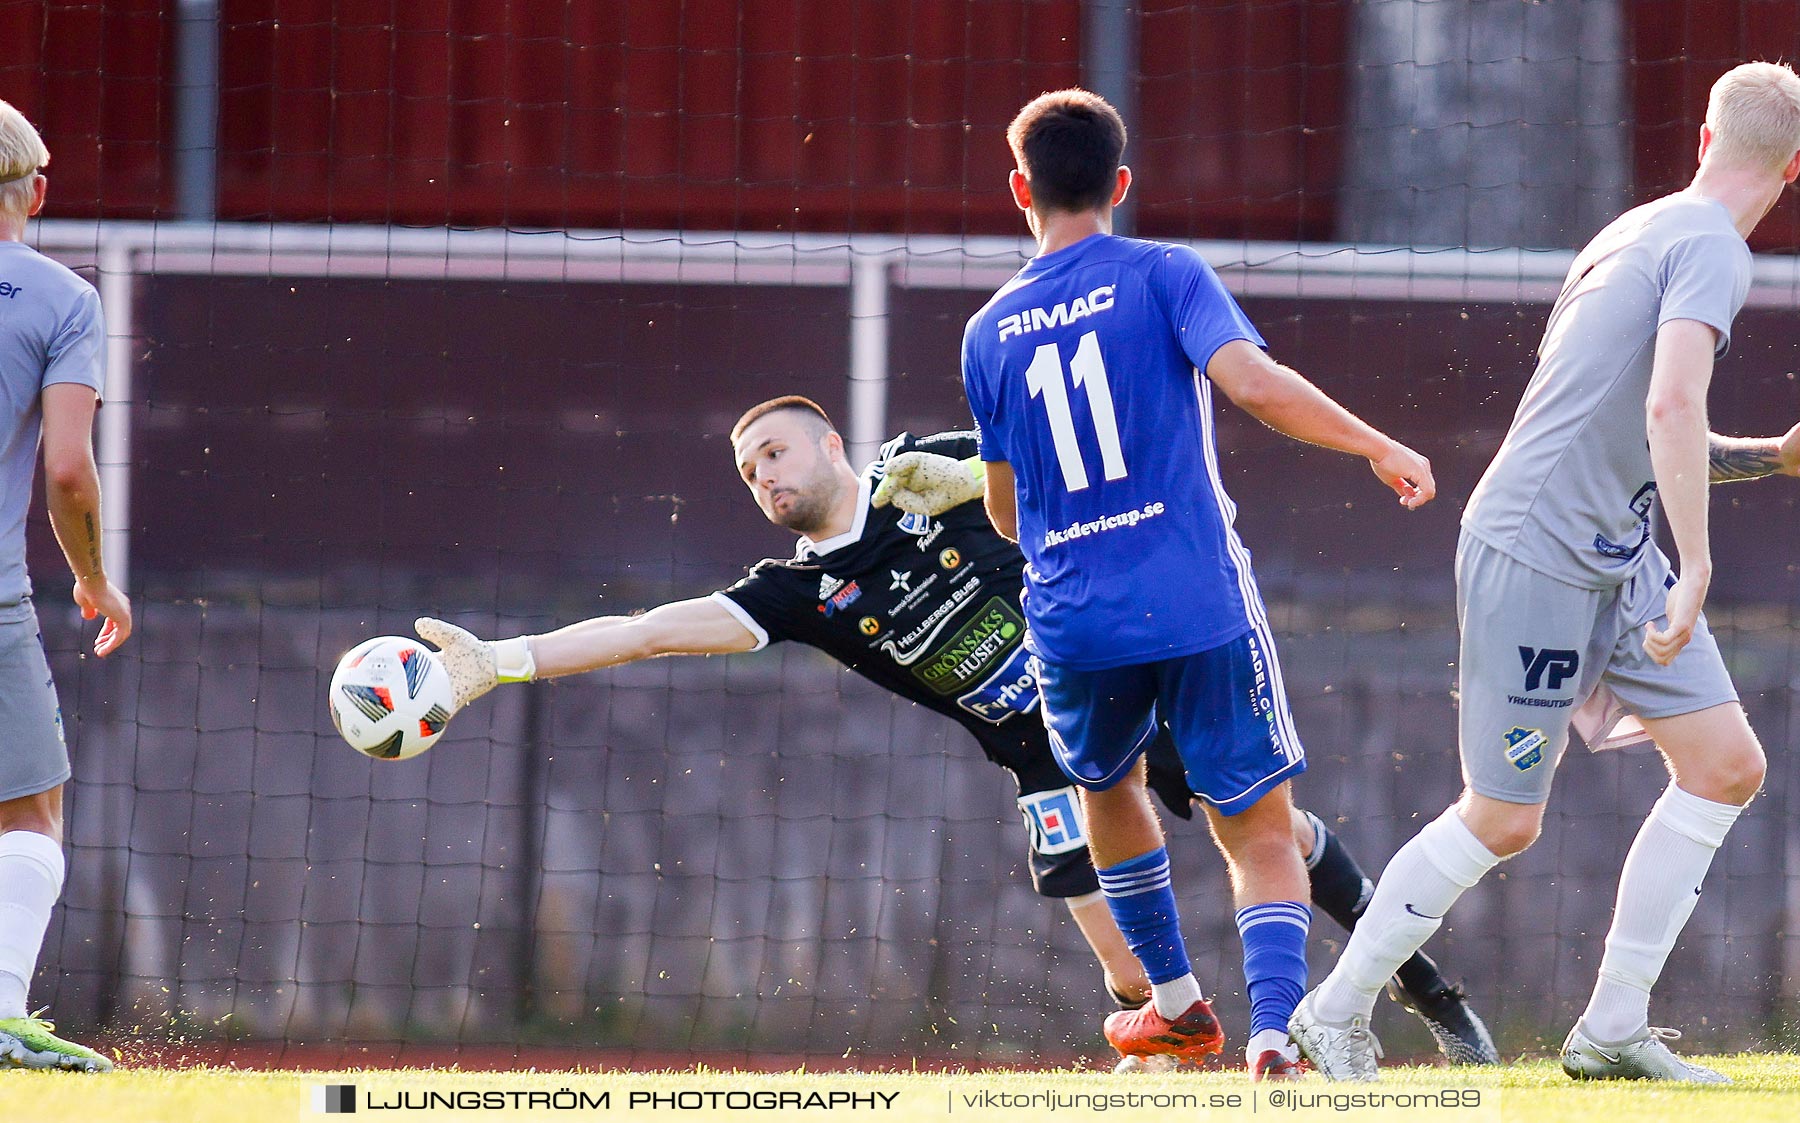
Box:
[1627,1,1800,250]
[209,0,1080,230]
[6,0,1800,242]
[1,0,1347,238]
[1133,0,1347,242]
[0,0,169,217]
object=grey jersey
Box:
[1463,194,1751,589]
[0,240,105,608]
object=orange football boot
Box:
[1103,998,1226,1062]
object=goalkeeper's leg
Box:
[1012,761,1155,1010]
[1065,891,1150,1008]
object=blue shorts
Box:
[1033,629,1306,816]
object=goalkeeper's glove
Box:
[870,451,986,516]
[414,617,537,712]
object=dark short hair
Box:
[730,395,837,444]
[1006,88,1127,213]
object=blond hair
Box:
[0,99,50,218]
[1704,62,1800,174]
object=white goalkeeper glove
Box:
[871,451,986,516]
[414,617,537,712]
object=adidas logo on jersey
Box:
[997,284,1115,341]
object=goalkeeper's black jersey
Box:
[717,429,1195,822]
[715,431,1045,760]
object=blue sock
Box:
[1236,901,1311,1037]
[1096,848,1192,985]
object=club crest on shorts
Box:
[1504,726,1547,771]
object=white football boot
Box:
[1288,990,1382,1081]
[1560,1023,1729,1083]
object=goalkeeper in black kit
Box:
[415,395,1496,1067]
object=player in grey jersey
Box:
[1292,62,1800,1082]
[0,100,132,1071]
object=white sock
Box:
[1313,807,1500,1024]
[0,831,66,1020]
[1247,1027,1296,1066]
[1151,972,1203,1020]
[1580,784,1741,1043]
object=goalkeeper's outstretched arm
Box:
[416,598,758,712]
[531,598,760,675]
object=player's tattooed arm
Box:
[41,382,133,655]
[1707,425,1800,482]
[1707,435,1779,482]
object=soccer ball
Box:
[328,636,454,760]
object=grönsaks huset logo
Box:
[912,598,1025,695]
[954,642,1040,725]
[313,1084,356,1113]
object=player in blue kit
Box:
[962,89,1435,1078]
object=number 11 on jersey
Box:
[1023,329,1128,493]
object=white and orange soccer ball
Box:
[328,636,454,760]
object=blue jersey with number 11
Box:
[961,234,1267,670]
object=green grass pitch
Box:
[4,1057,1800,1122]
